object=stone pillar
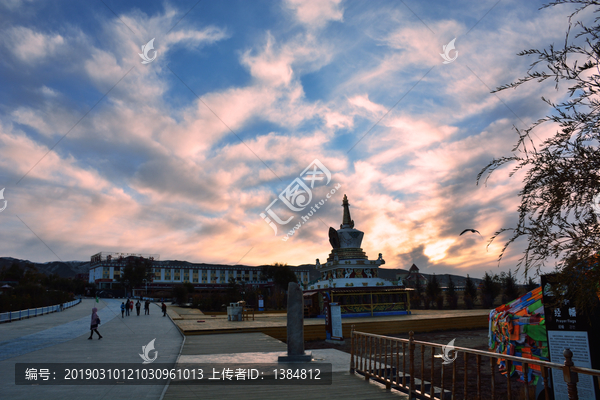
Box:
[278,282,312,362]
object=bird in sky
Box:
[460,229,481,236]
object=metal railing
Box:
[0,298,82,323]
[350,327,600,400]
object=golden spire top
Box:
[341,194,354,229]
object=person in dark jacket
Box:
[144,300,150,315]
[125,298,130,316]
[135,300,141,316]
[161,302,167,317]
[88,307,103,340]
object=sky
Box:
[0,0,586,281]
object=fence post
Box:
[562,348,579,400]
[350,325,355,373]
[409,331,415,399]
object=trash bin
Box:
[227,302,243,321]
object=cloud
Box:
[241,33,294,87]
[285,0,344,28]
[0,1,572,282]
[7,26,64,63]
[39,86,59,97]
[164,26,228,48]
[349,94,388,116]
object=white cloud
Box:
[7,26,64,63]
[164,26,228,48]
[241,33,294,86]
[39,86,59,97]
[285,0,344,28]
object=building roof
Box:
[409,264,419,272]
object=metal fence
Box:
[0,298,82,323]
[350,327,600,400]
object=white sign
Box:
[258,299,264,308]
[330,303,343,340]
[547,330,597,400]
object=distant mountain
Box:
[378,268,483,286]
[0,257,90,278]
[421,273,483,286]
[378,268,410,280]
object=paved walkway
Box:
[164,332,409,400]
[2,301,476,400]
[0,298,183,400]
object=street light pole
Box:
[143,279,147,298]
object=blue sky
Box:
[0,0,587,281]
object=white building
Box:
[88,252,311,292]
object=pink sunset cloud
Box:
[0,0,576,284]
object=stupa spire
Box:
[341,194,354,229]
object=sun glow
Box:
[424,239,456,263]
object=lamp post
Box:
[124,279,129,298]
[143,279,147,298]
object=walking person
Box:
[161,302,167,317]
[88,307,103,340]
[129,300,134,315]
[120,302,125,317]
[135,300,141,316]
[125,298,130,316]
[144,300,150,315]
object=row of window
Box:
[95,266,308,282]
[153,268,254,274]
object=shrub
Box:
[172,284,188,305]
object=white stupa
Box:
[308,194,393,290]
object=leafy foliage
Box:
[525,276,538,292]
[0,261,77,312]
[446,276,458,309]
[480,272,502,309]
[477,0,600,316]
[119,256,153,291]
[500,269,520,304]
[426,274,441,309]
[464,275,478,309]
[411,278,424,309]
[260,263,298,289]
[436,294,445,310]
[172,284,188,305]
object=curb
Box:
[159,305,186,400]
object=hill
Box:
[378,267,483,286]
[0,257,90,278]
